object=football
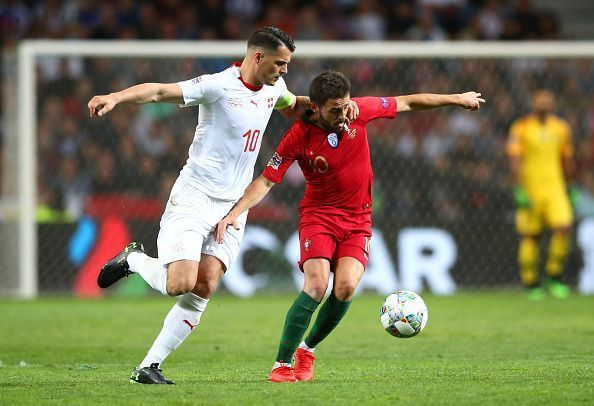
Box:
[380,290,428,338]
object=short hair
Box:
[309,70,351,106]
[247,26,295,53]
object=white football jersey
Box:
[177,64,291,201]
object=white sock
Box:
[299,341,315,352]
[128,252,169,296]
[273,361,291,370]
[139,293,209,368]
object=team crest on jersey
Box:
[304,238,311,251]
[380,97,389,109]
[267,152,282,170]
[327,133,339,148]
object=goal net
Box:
[2,41,594,297]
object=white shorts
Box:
[157,178,248,270]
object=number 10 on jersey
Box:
[243,129,261,152]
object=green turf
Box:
[0,292,592,405]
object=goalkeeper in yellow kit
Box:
[506,90,578,299]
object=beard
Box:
[318,114,345,133]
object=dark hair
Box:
[309,70,351,106]
[247,26,295,53]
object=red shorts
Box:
[298,211,372,271]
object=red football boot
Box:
[294,348,315,381]
[268,365,297,383]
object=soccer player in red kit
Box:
[215,70,484,382]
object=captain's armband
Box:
[274,91,296,110]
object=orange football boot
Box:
[268,365,297,383]
[294,348,315,381]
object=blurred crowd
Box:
[1,0,564,48]
[1,0,593,227]
[30,55,594,226]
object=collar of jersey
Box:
[232,62,263,91]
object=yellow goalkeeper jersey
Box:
[507,114,573,191]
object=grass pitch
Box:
[0,292,592,405]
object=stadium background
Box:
[1,0,594,297]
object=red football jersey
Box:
[262,96,397,216]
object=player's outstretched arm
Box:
[395,92,485,113]
[87,82,184,117]
[215,175,276,244]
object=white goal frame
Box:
[11,40,594,298]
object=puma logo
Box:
[183,319,197,330]
[250,99,259,108]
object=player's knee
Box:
[553,226,572,235]
[521,234,540,242]
[166,260,199,296]
[334,280,357,301]
[192,278,219,298]
[166,273,195,296]
[304,282,327,302]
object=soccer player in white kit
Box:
[88,27,348,385]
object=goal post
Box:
[4,40,594,298]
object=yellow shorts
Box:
[516,188,573,235]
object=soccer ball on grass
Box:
[380,290,428,338]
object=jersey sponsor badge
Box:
[267,152,282,170]
[327,133,339,148]
[380,97,389,109]
[227,97,243,108]
[191,75,204,84]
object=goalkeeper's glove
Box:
[568,185,581,208]
[513,186,531,209]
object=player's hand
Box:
[215,215,241,244]
[458,91,485,111]
[513,186,531,209]
[346,99,359,123]
[87,94,117,117]
[568,185,581,208]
